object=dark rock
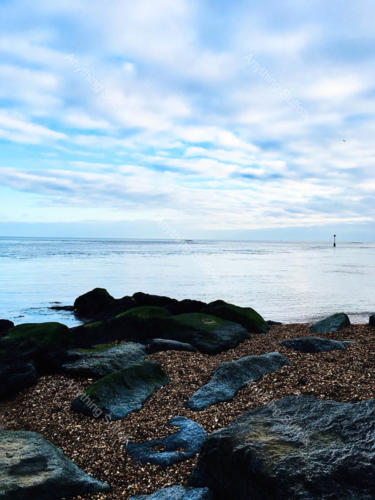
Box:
[72,309,248,354]
[126,416,207,466]
[130,486,212,500]
[62,342,147,378]
[132,293,206,315]
[0,320,14,336]
[279,336,353,353]
[187,352,291,410]
[49,305,74,312]
[266,320,282,326]
[171,299,207,315]
[71,360,169,420]
[74,288,116,318]
[0,360,38,399]
[147,339,195,354]
[369,314,375,327]
[309,313,350,333]
[0,430,110,499]
[1,322,72,371]
[190,395,375,500]
[203,300,268,334]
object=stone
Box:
[74,288,116,318]
[279,337,353,353]
[187,352,290,410]
[132,293,206,315]
[190,395,375,499]
[0,361,38,399]
[369,314,375,327]
[71,361,169,420]
[130,486,212,500]
[309,313,350,333]
[126,417,207,466]
[203,300,268,333]
[0,430,110,499]
[0,320,14,336]
[147,339,195,354]
[62,342,147,378]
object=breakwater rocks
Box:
[1,289,374,498]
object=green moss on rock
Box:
[6,322,71,349]
[203,300,268,334]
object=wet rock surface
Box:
[309,313,350,333]
[62,342,147,378]
[187,352,291,410]
[130,485,212,500]
[279,336,353,353]
[190,395,375,500]
[202,300,268,334]
[147,339,195,354]
[0,360,38,399]
[126,416,207,466]
[0,430,110,499]
[71,360,169,420]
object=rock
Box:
[266,320,282,326]
[187,352,291,410]
[130,485,212,500]
[1,322,72,371]
[147,339,195,354]
[203,300,268,334]
[309,313,350,333]
[0,360,38,399]
[126,416,207,466]
[74,288,116,318]
[62,342,147,378]
[369,314,375,327]
[71,361,169,420]
[132,293,206,315]
[190,395,375,500]
[0,430,110,499]
[279,337,353,353]
[0,320,14,336]
[165,313,249,354]
[72,309,248,354]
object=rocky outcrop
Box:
[0,319,14,336]
[62,342,147,378]
[126,417,207,466]
[0,360,38,399]
[130,486,212,500]
[309,313,350,333]
[190,395,375,499]
[71,361,169,420]
[132,292,206,315]
[187,352,290,410]
[147,339,195,354]
[74,288,116,318]
[0,430,109,499]
[279,337,353,353]
[203,300,268,334]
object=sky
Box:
[0,0,374,240]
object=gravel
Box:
[0,323,374,499]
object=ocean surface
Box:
[0,237,374,327]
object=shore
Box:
[1,322,374,499]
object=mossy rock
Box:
[203,300,268,334]
[74,288,116,318]
[71,360,169,420]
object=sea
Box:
[0,237,374,327]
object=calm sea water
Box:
[0,237,374,327]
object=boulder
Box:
[62,342,147,378]
[369,314,375,327]
[71,361,169,420]
[72,309,248,354]
[279,337,353,353]
[0,320,14,336]
[190,395,375,500]
[203,300,268,334]
[0,430,109,499]
[126,417,207,466]
[0,360,38,399]
[147,339,195,354]
[187,352,291,410]
[1,322,72,371]
[132,293,206,315]
[74,288,116,318]
[130,486,212,500]
[309,313,350,333]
